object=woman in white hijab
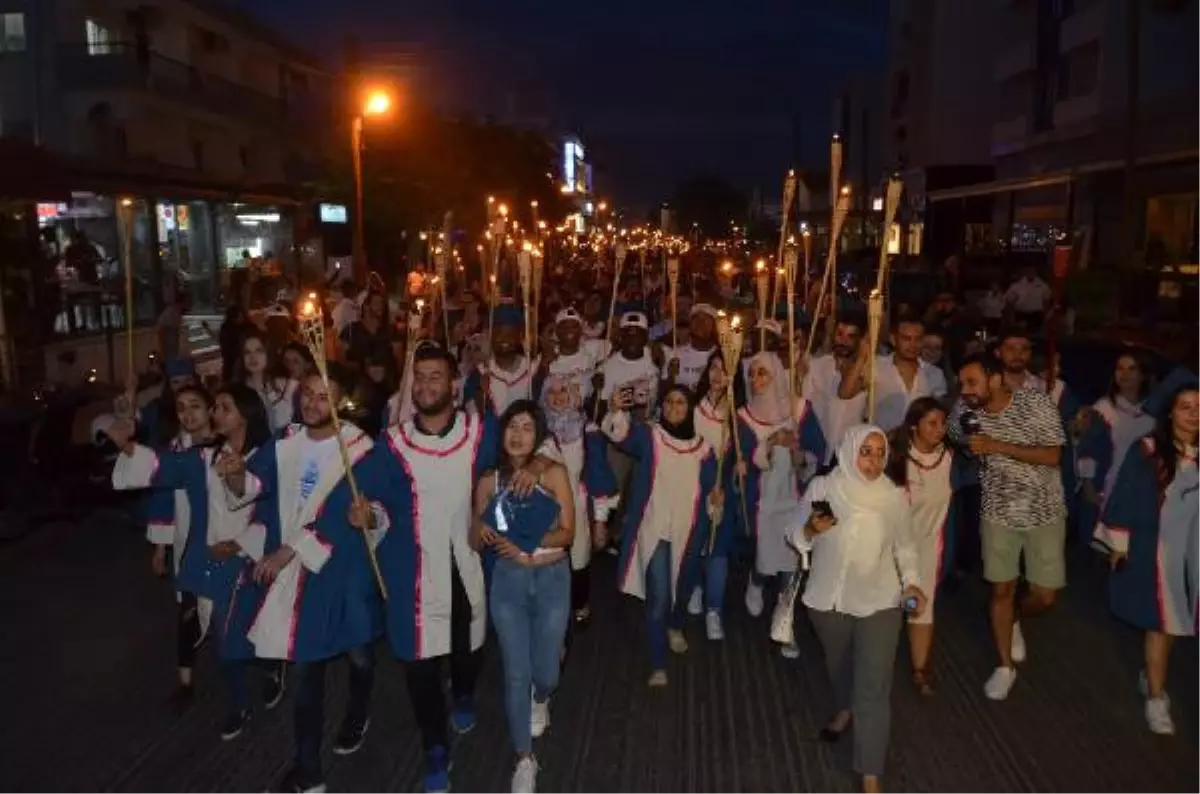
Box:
[792,424,926,794]
[736,351,826,657]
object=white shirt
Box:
[978,291,1005,320]
[793,476,920,618]
[294,432,341,521]
[330,297,359,335]
[548,339,609,402]
[663,343,716,390]
[1005,277,1051,314]
[802,354,864,461]
[601,350,661,411]
[868,355,948,432]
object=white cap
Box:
[690,303,719,319]
[619,311,649,330]
[555,307,583,326]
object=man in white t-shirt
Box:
[663,303,719,390]
[1004,266,1051,330]
[539,307,609,405]
[599,312,663,421]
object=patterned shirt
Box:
[950,388,1066,529]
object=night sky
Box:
[247,0,889,207]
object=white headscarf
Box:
[827,423,904,514]
[746,351,791,425]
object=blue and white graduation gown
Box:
[240,424,390,662]
[735,399,827,576]
[1104,438,1199,636]
[462,355,538,416]
[559,424,621,572]
[901,448,975,623]
[113,443,267,660]
[143,432,195,586]
[1077,396,1156,548]
[374,409,498,661]
[602,411,718,604]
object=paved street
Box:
[1,511,1196,793]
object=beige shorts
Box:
[981,517,1066,589]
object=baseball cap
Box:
[619,311,649,330]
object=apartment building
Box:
[0,0,339,384]
[931,0,1198,269]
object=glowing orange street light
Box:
[351,86,395,281]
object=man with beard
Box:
[375,344,557,793]
[837,312,948,431]
[463,304,536,415]
[801,313,869,461]
[663,304,720,390]
[949,353,1066,703]
[225,366,394,793]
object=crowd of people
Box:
[98,246,1197,794]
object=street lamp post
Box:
[351,89,392,284]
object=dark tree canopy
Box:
[669,174,748,239]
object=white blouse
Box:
[792,474,920,618]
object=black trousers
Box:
[404,564,483,752]
[177,593,201,670]
[571,565,590,612]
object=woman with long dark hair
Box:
[1077,351,1155,549]
[601,383,722,687]
[107,381,282,740]
[469,400,575,794]
[885,397,974,694]
[233,330,298,434]
[1103,382,1199,736]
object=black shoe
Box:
[169,684,195,715]
[818,716,853,743]
[220,709,251,741]
[331,717,370,756]
[573,606,592,630]
[262,666,286,710]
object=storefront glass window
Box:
[36,192,156,337]
[157,199,217,311]
[215,203,294,308]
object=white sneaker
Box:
[745,582,764,617]
[1145,695,1175,736]
[687,587,703,616]
[1011,622,1026,664]
[705,610,724,641]
[530,697,550,739]
[511,756,538,794]
[984,666,1018,701]
[780,642,800,659]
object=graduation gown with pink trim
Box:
[1104,438,1199,637]
[374,409,498,661]
[240,425,393,663]
[603,412,717,604]
[113,444,266,660]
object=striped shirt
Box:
[950,388,1066,529]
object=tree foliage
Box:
[312,104,571,272]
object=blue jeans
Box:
[489,556,571,754]
[647,541,685,670]
[704,554,729,613]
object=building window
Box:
[1,12,26,52]
[86,19,113,55]
[1056,42,1100,100]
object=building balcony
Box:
[993,39,1035,82]
[56,44,324,129]
[1060,3,1106,53]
